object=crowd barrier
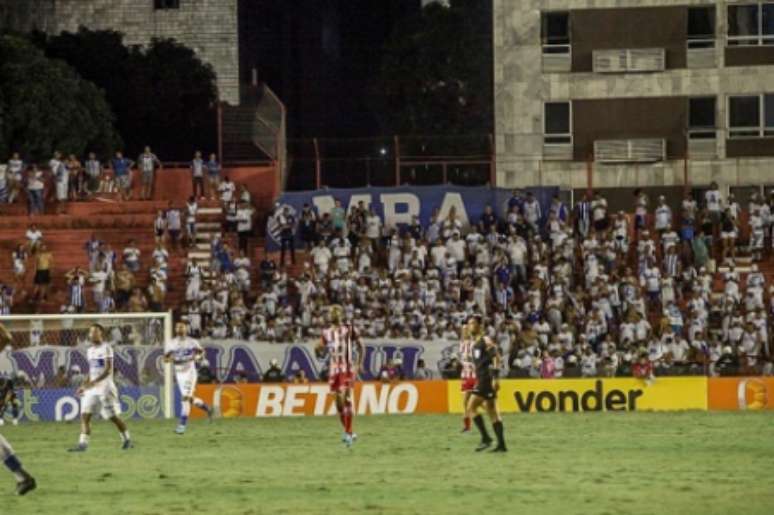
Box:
[8,377,774,422]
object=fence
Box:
[285,134,495,190]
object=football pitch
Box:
[2,412,773,515]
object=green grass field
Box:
[2,412,773,515]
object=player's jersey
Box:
[87,342,115,391]
[459,338,476,380]
[322,325,359,376]
[472,338,498,385]
[165,337,202,373]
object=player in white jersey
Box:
[69,324,132,452]
[459,321,477,432]
[164,322,212,434]
[320,305,363,447]
[0,325,36,495]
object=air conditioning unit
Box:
[594,139,665,163]
[593,48,665,73]
[593,49,628,73]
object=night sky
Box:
[239,0,422,140]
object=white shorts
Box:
[81,384,121,419]
[721,231,736,240]
[176,369,198,398]
[56,181,68,201]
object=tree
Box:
[36,28,218,160]
[376,0,493,140]
[0,34,119,161]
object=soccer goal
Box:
[0,312,174,422]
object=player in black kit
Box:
[465,317,507,453]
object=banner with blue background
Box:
[265,185,558,249]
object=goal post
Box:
[0,312,174,422]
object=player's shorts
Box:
[175,369,198,398]
[471,379,497,401]
[81,385,121,419]
[461,377,477,392]
[328,371,355,393]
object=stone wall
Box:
[493,0,774,191]
[0,0,239,105]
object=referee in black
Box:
[466,316,507,453]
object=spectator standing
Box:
[50,151,69,214]
[218,176,235,204]
[236,201,255,254]
[26,166,45,215]
[299,203,318,248]
[7,152,24,203]
[122,240,141,273]
[365,207,382,249]
[32,244,53,302]
[137,146,162,200]
[279,207,296,266]
[186,196,198,248]
[111,151,135,201]
[206,153,221,200]
[84,153,102,198]
[25,224,43,254]
[154,210,167,243]
[0,164,8,203]
[331,199,346,235]
[67,154,84,200]
[190,151,205,199]
[166,204,182,250]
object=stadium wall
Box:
[7,378,774,421]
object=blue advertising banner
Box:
[265,185,559,249]
[11,386,164,423]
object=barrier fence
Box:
[7,377,774,422]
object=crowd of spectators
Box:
[0,148,222,212]
[5,158,774,379]
[175,184,774,379]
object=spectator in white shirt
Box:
[236,201,254,254]
[122,240,141,273]
[26,224,43,254]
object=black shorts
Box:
[472,380,497,401]
[594,219,608,232]
[34,270,50,285]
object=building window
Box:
[687,7,715,48]
[728,94,774,138]
[154,0,180,9]
[689,97,716,139]
[727,2,774,46]
[544,102,572,144]
[541,12,570,54]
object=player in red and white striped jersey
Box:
[320,305,364,447]
[459,320,477,432]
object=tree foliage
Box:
[376,0,493,137]
[36,28,218,160]
[0,34,120,161]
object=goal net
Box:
[0,312,173,423]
